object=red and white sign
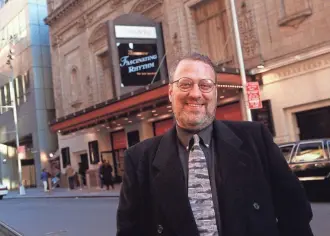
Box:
[17,146,26,160]
[246,82,262,109]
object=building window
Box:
[14,75,25,105]
[88,140,100,165]
[61,147,71,168]
[192,0,232,64]
[280,0,310,17]
[0,73,29,115]
[278,0,312,27]
[1,83,11,113]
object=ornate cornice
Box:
[45,0,83,26]
[130,0,163,13]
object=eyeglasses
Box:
[170,77,217,93]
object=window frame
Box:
[192,0,231,63]
[279,144,296,163]
[292,140,326,163]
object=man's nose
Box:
[188,83,202,98]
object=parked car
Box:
[279,139,330,183]
[0,184,8,200]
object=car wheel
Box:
[0,195,3,200]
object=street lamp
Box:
[3,35,26,195]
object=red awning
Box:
[51,85,168,133]
[50,73,246,133]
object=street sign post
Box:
[246,82,263,109]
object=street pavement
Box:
[0,198,118,236]
[0,197,329,236]
[4,185,121,199]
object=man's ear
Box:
[168,84,173,103]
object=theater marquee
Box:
[107,14,167,97]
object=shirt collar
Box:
[176,123,213,150]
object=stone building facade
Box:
[250,0,330,143]
[45,0,330,183]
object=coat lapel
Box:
[152,127,199,236]
[213,121,253,236]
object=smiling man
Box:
[117,53,313,236]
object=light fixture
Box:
[124,118,128,121]
[141,117,145,120]
[106,127,110,129]
[49,153,54,158]
[167,105,172,109]
[112,121,116,124]
[137,113,142,117]
[154,113,158,116]
[152,110,156,113]
[168,109,172,113]
[220,96,225,99]
[129,43,134,49]
[58,130,61,133]
[257,64,264,69]
[128,120,132,123]
[117,124,121,126]
[102,124,105,127]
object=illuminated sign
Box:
[117,43,160,86]
[115,25,157,39]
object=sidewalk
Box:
[4,184,121,199]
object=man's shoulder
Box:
[126,135,163,156]
[219,120,262,131]
[216,120,265,141]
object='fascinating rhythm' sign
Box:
[118,43,160,86]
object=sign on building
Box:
[118,43,160,86]
[246,82,262,109]
[107,14,168,97]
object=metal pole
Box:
[229,0,253,121]
[9,71,25,195]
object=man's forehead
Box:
[174,59,216,78]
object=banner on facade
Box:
[246,82,262,109]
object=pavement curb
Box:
[4,195,120,200]
[0,221,23,236]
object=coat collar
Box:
[152,120,252,236]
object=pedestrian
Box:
[98,161,104,189]
[116,53,313,236]
[65,165,75,190]
[40,168,49,192]
[102,161,114,190]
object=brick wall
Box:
[253,0,330,63]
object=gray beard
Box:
[174,109,216,132]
